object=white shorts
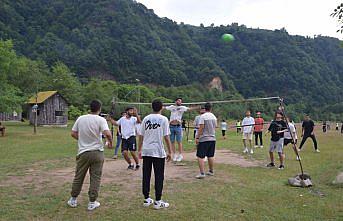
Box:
[242,132,253,140]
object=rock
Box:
[333,172,343,185]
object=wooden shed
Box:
[27,91,68,126]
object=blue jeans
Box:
[170,125,183,143]
[114,135,121,155]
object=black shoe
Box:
[127,164,134,170]
[278,165,285,170]
[266,162,275,168]
[135,164,140,170]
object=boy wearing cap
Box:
[254,112,264,148]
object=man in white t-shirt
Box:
[67,100,113,211]
[165,98,198,162]
[283,117,299,160]
[242,110,255,154]
[138,99,172,209]
[111,107,142,170]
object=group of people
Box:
[67,98,217,211]
[322,121,343,134]
[66,97,323,211]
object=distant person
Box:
[194,107,206,139]
[182,119,187,131]
[112,112,126,159]
[165,98,198,162]
[111,107,142,170]
[336,122,339,131]
[236,120,241,134]
[242,110,255,154]
[283,117,299,160]
[221,120,228,139]
[266,112,287,170]
[138,99,172,209]
[195,103,217,179]
[322,121,327,133]
[0,122,5,137]
[67,100,113,211]
[327,121,331,130]
[254,112,264,148]
[299,115,319,152]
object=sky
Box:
[137,0,342,39]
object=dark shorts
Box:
[222,130,226,136]
[121,136,137,152]
[284,138,294,146]
[196,141,216,159]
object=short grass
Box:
[0,122,342,221]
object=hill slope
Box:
[1,0,343,114]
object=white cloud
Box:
[137,0,342,39]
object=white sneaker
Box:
[195,173,206,179]
[260,145,263,148]
[243,148,248,153]
[154,200,170,209]
[250,149,254,154]
[88,201,100,211]
[176,154,183,162]
[315,149,320,153]
[296,156,301,161]
[173,154,178,162]
[67,197,77,208]
[143,198,154,207]
[254,145,259,148]
[206,171,214,176]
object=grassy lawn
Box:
[0,121,342,221]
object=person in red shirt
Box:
[254,112,264,148]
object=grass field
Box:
[0,122,342,221]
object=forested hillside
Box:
[0,0,342,120]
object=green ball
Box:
[222,33,235,42]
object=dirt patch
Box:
[0,149,260,193]
[182,149,261,167]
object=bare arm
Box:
[103,130,113,148]
[138,135,143,153]
[110,118,119,126]
[196,124,204,144]
[163,135,172,162]
[71,131,78,140]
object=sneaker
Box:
[127,164,134,170]
[243,148,248,153]
[195,173,206,179]
[259,145,263,148]
[250,149,254,154]
[315,149,320,153]
[112,155,118,159]
[278,165,285,170]
[296,156,301,161]
[176,154,183,162]
[266,162,275,168]
[143,198,154,207]
[206,171,214,176]
[87,201,100,211]
[154,200,169,209]
[135,164,140,170]
[67,197,77,208]
[173,154,178,162]
[254,145,259,148]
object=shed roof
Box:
[27,91,58,104]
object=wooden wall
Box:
[29,93,68,125]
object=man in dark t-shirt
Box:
[299,115,319,152]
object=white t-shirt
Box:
[194,115,201,130]
[140,114,170,158]
[221,122,227,130]
[136,123,142,136]
[284,122,298,140]
[165,105,189,123]
[72,114,110,156]
[117,116,137,139]
[198,112,217,142]
[242,116,255,133]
